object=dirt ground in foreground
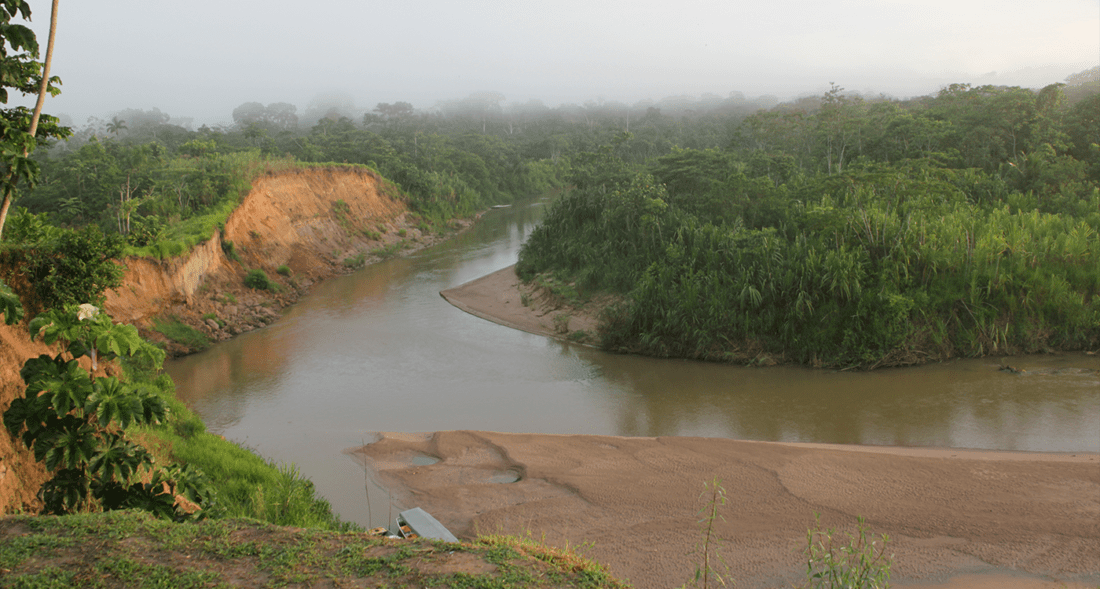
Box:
[353,431,1100,589]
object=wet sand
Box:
[439,265,601,341]
[427,267,1100,588]
[353,432,1099,589]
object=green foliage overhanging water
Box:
[518,84,1100,368]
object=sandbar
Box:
[352,431,1099,589]
[440,265,601,342]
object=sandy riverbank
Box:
[352,431,1099,589]
[439,264,602,342]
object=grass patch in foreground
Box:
[477,530,622,588]
[0,511,631,589]
[132,412,352,530]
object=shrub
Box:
[370,242,407,259]
[342,253,366,269]
[552,313,571,334]
[803,514,892,589]
[567,330,591,343]
[3,305,216,520]
[221,239,241,263]
[23,225,126,309]
[244,269,277,291]
[276,265,291,276]
[1,278,24,325]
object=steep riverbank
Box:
[105,167,471,356]
[0,167,469,513]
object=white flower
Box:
[76,304,100,321]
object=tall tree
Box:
[816,84,864,174]
[0,0,69,241]
[105,116,126,136]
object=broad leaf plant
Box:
[3,303,216,519]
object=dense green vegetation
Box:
[3,33,1096,537]
[1,291,350,530]
[519,81,1100,367]
[16,106,568,251]
[4,304,216,520]
[10,88,784,252]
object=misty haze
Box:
[0,1,1098,588]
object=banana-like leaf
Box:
[89,434,152,485]
[43,423,96,472]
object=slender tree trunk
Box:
[0,0,59,241]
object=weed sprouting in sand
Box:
[801,513,892,589]
[684,477,731,589]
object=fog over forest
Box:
[10,0,1098,127]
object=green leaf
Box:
[43,422,96,471]
[19,355,92,413]
[27,314,54,342]
[86,376,132,428]
[0,278,23,325]
[39,468,90,515]
[2,394,48,438]
[88,433,152,485]
[85,377,166,428]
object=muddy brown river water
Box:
[167,195,1100,528]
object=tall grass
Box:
[521,153,1099,367]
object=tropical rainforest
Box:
[518,80,1100,367]
[4,74,1099,372]
[0,0,1092,562]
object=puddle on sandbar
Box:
[487,470,520,484]
[410,454,440,466]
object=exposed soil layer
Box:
[1,168,465,513]
[354,431,1100,589]
[0,321,54,514]
[106,167,468,356]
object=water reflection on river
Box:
[167,195,1100,526]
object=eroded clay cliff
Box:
[104,167,446,353]
[0,166,450,512]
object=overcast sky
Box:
[11,0,1099,127]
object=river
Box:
[167,194,1100,528]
